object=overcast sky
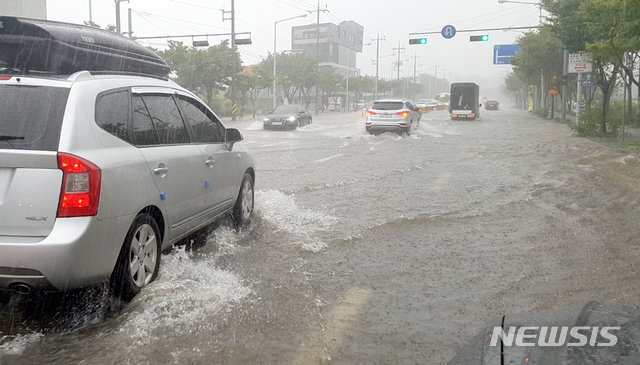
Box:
[46,0,542,94]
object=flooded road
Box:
[3,106,640,364]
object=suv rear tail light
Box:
[0,76,12,81]
[57,153,101,217]
[468,114,474,118]
[367,111,376,116]
[396,111,409,117]
[451,114,457,118]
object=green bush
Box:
[532,109,549,119]
[568,102,623,137]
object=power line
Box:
[134,12,171,36]
[166,0,222,11]
[132,9,228,32]
[465,6,535,29]
[132,10,208,34]
[509,9,541,28]
[290,0,316,10]
[236,17,290,43]
[277,0,311,12]
[413,6,524,33]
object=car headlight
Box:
[287,116,296,122]
[263,118,270,122]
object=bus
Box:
[434,92,450,110]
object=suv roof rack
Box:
[86,70,169,81]
[0,16,170,78]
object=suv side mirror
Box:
[225,128,243,143]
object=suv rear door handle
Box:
[205,158,216,167]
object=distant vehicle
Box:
[264,104,312,130]
[362,100,374,116]
[485,100,499,110]
[416,99,428,112]
[365,99,421,135]
[426,99,440,110]
[0,16,255,300]
[449,82,481,121]
[434,92,450,110]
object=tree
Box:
[579,0,640,124]
[237,65,271,118]
[510,28,564,106]
[157,40,240,108]
[542,0,640,129]
[317,67,344,101]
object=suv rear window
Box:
[0,85,69,151]
[371,101,404,110]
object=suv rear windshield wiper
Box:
[0,135,24,149]
[0,135,25,141]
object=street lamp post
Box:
[345,43,371,112]
[273,14,308,110]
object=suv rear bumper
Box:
[0,214,135,291]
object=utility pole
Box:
[373,31,384,101]
[115,0,121,34]
[114,0,129,34]
[128,8,132,38]
[231,0,236,121]
[434,62,438,94]
[89,0,93,23]
[393,42,405,80]
[222,1,237,121]
[308,1,327,115]
[316,0,320,115]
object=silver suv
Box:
[0,18,255,300]
[365,99,421,135]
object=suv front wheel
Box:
[231,173,254,229]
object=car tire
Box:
[264,125,270,130]
[296,119,300,129]
[111,213,162,301]
[366,127,373,135]
[231,173,254,230]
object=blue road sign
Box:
[493,44,521,65]
[581,74,594,87]
[441,25,456,39]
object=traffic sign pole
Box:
[562,49,568,121]
[577,72,582,121]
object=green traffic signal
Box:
[470,35,489,42]
[409,37,427,45]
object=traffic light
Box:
[470,35,489,42]
[409,37,427,45]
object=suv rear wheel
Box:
[111,213,162,301]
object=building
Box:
[291,20,364,78]
[0,0,47,19]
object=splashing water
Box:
[255,190,339,252]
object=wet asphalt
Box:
[2,106,640,364]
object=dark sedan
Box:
[263,104,312,130]
[485,100,499,110]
